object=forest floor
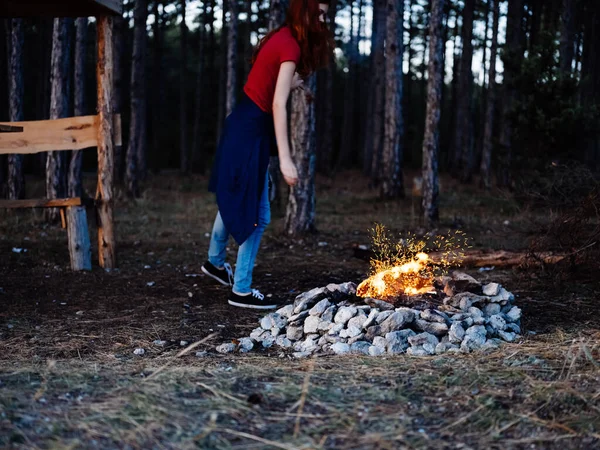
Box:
[0,170,599,449]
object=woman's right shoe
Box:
[201,261,234,286]
[228,289,277,310]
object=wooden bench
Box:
[0,114,121,270]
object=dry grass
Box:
[0,170,599,449]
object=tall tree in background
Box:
[151,0,165,173]
[226,0,239,117]
[46,18,74,221]
[113,8,125,181]
[453,0,475,181]
[0,20,7,198]
[580,1,600,165]
[180,0,190,173]
[126,0,148,197]
[380,0,404,198]
[69,17,87,197]
[285,76,317,234]
[8,18,25,200]
[480,0,500,189]
[559,0,575,77]
[422,0,446,228]
[192,1,208,173]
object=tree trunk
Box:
[180,0,190,173]
[46,18,74,221]
[285,76,317,235]
[113,11,125,182]
[151,0,164,173]
[192,1,207,173]
[480,0,500,189]
[421,0,446,229]
[69,17,87,198]
[454,0,475,182]
[498,0,524,187]
[370,0,387,181]
[0,20,7,199]
[380,0,404,199]
[559,0,575,77]
[8,18,25,200]
[126,0,148,197]
[580,1,600,166]
[226,0,238,117]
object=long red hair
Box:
[251,0,335,77]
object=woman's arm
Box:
[273,61,299,186]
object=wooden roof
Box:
[1,0,122,18]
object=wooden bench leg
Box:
[66,205,92,271]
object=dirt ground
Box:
[0,171,599,449]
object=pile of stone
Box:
[215,273,522,357]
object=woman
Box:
[201,0,335,309]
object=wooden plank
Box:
[0,114,121,155]
[0,124,23,133]
[0,0,123,17]
[0,198,82,209]
[66,206,92,271]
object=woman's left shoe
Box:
[228,289,277,310]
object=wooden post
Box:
[96,15,117,269]
[66,206,92,271]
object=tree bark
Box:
[580,1,600,166]
[216,0,229,139]
[226,0,238,117]
[69,17,87,198]
[126,0,148,197]
[8,18,25,201]
[421,0,446,229]
[113,10,125,182]
[151,0,164,173]
[369,0,387,181]
[380,0,404,199]
[46,18,74,221]
[559,0,576,77]
[192,1,208,173]
[285,76,317,235]
[480,0,500,190]
[180,0,190,173]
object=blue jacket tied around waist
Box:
[209,93,275,245]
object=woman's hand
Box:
[280,157,299,186]
[291,72,304,90]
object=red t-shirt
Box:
[244,26,301,114]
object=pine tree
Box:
[8,19,25,201]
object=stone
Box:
[420,309,447,324]
[460,325,488,352]
[348,334,365,344]
[414,319,449,337]
[379,311,414,334]
[490,288,515,303]
[321,305,336,322]
[250,327,266,340]
[488,314,507,331]
[326,282,357,300]
[407,347,431,357]
[468,306,484,318]
[298,336,318,352]
[386,330,415,354]
[216,343,236,354]
[435,342,460,354]
[451,271,482,293]
[304,315,321,334]
[133,348,145,356]
[276,336,293,348]
[294,287,327,313]
[347,312,368,330]
[195,351,208,357]
[482,282,501,297]
[506,323,521,334]
[293,351,312,358]
[340,325,362,339]
[317,336,328,346]
[365,325,382,341]
[372,336,387,349]
[334,306,357,325]
[362,309,380,329]
[238,338,254,353]
[261,313,288,331]
[449,322,465,344]
[368,346,385,356]
[309,298,332,316]
[446,292,489,310]
[350,341,371,355]
[288,311,309,324]
[364,298,395,311]
[481,339,501,351]
[261,333,276,348]
[356,305,372,311]
[276,304,294,319]
[505,306,522,323]
[286,326,304,341]
[498,330,518,342]
[153,340,167,347]
[375,310,395,324]
[483,303,502,317]
[271,328,282,337]
[331,342,351,355]
[328,323,345,335]
[318,319,333,331]
[408,332,439,348]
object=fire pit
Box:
[215,272,522,357]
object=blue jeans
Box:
[208,173,271,294]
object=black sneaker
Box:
[228,289,277,310]
[201,261,234,286]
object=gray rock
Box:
[408,332,439,348]
[347,312,368,330]
[334,306,358,325]
[406,347,431,356]
[260,313,288,331]
[372,336,387,349]
[423,343,437,354]
[286,326,304,341]
[460,325,487,352]
[216,343,236,354]
[293,288,326,314]
[364,298,395,311]
[271,327,282,337]
[340,325,362,339]
[386,330,415,354]
[318,319,333,331]
[446,292,489,310]
[415,319,449,337]
[348,333,365,344]
[133,348,145,356]
[321,305,337,322]
[298,336,318,352]
[449,322,465,344]
[420,309,447,323]
[365,325,382,341]
[481,339,501,351]
[309,298,332,316]
[250,327,266,340]
[362,309,380,329]
[356,305,372,311]
[327,323,345,335]
[490,288,515,303]
[451,271,482,292]
[435,342,460,354]
[482,282,501,297]
[483,303,502,317]
[468,306,484,318]
[485,324,497,336]
[324,334,344,344]
[326,282,357,300]
[395,307,419,319]
[497,330,518,342]
[350,341,371,355]
[238,338,254,353]
[261,333,276,348]
[195,351,208,357]
[380,311,414,334]
[375,310,395,324]
[288,311,309,324]
[506,323,521,334]
[153,340,167,347]
[275,304,294,319]
[505,306,522,322]
[331,342,351,355]
[303,315,321,334]
[276,336,293,348]
[293,351,312,358]
[368,346,385,356]
[488,314,507,331]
